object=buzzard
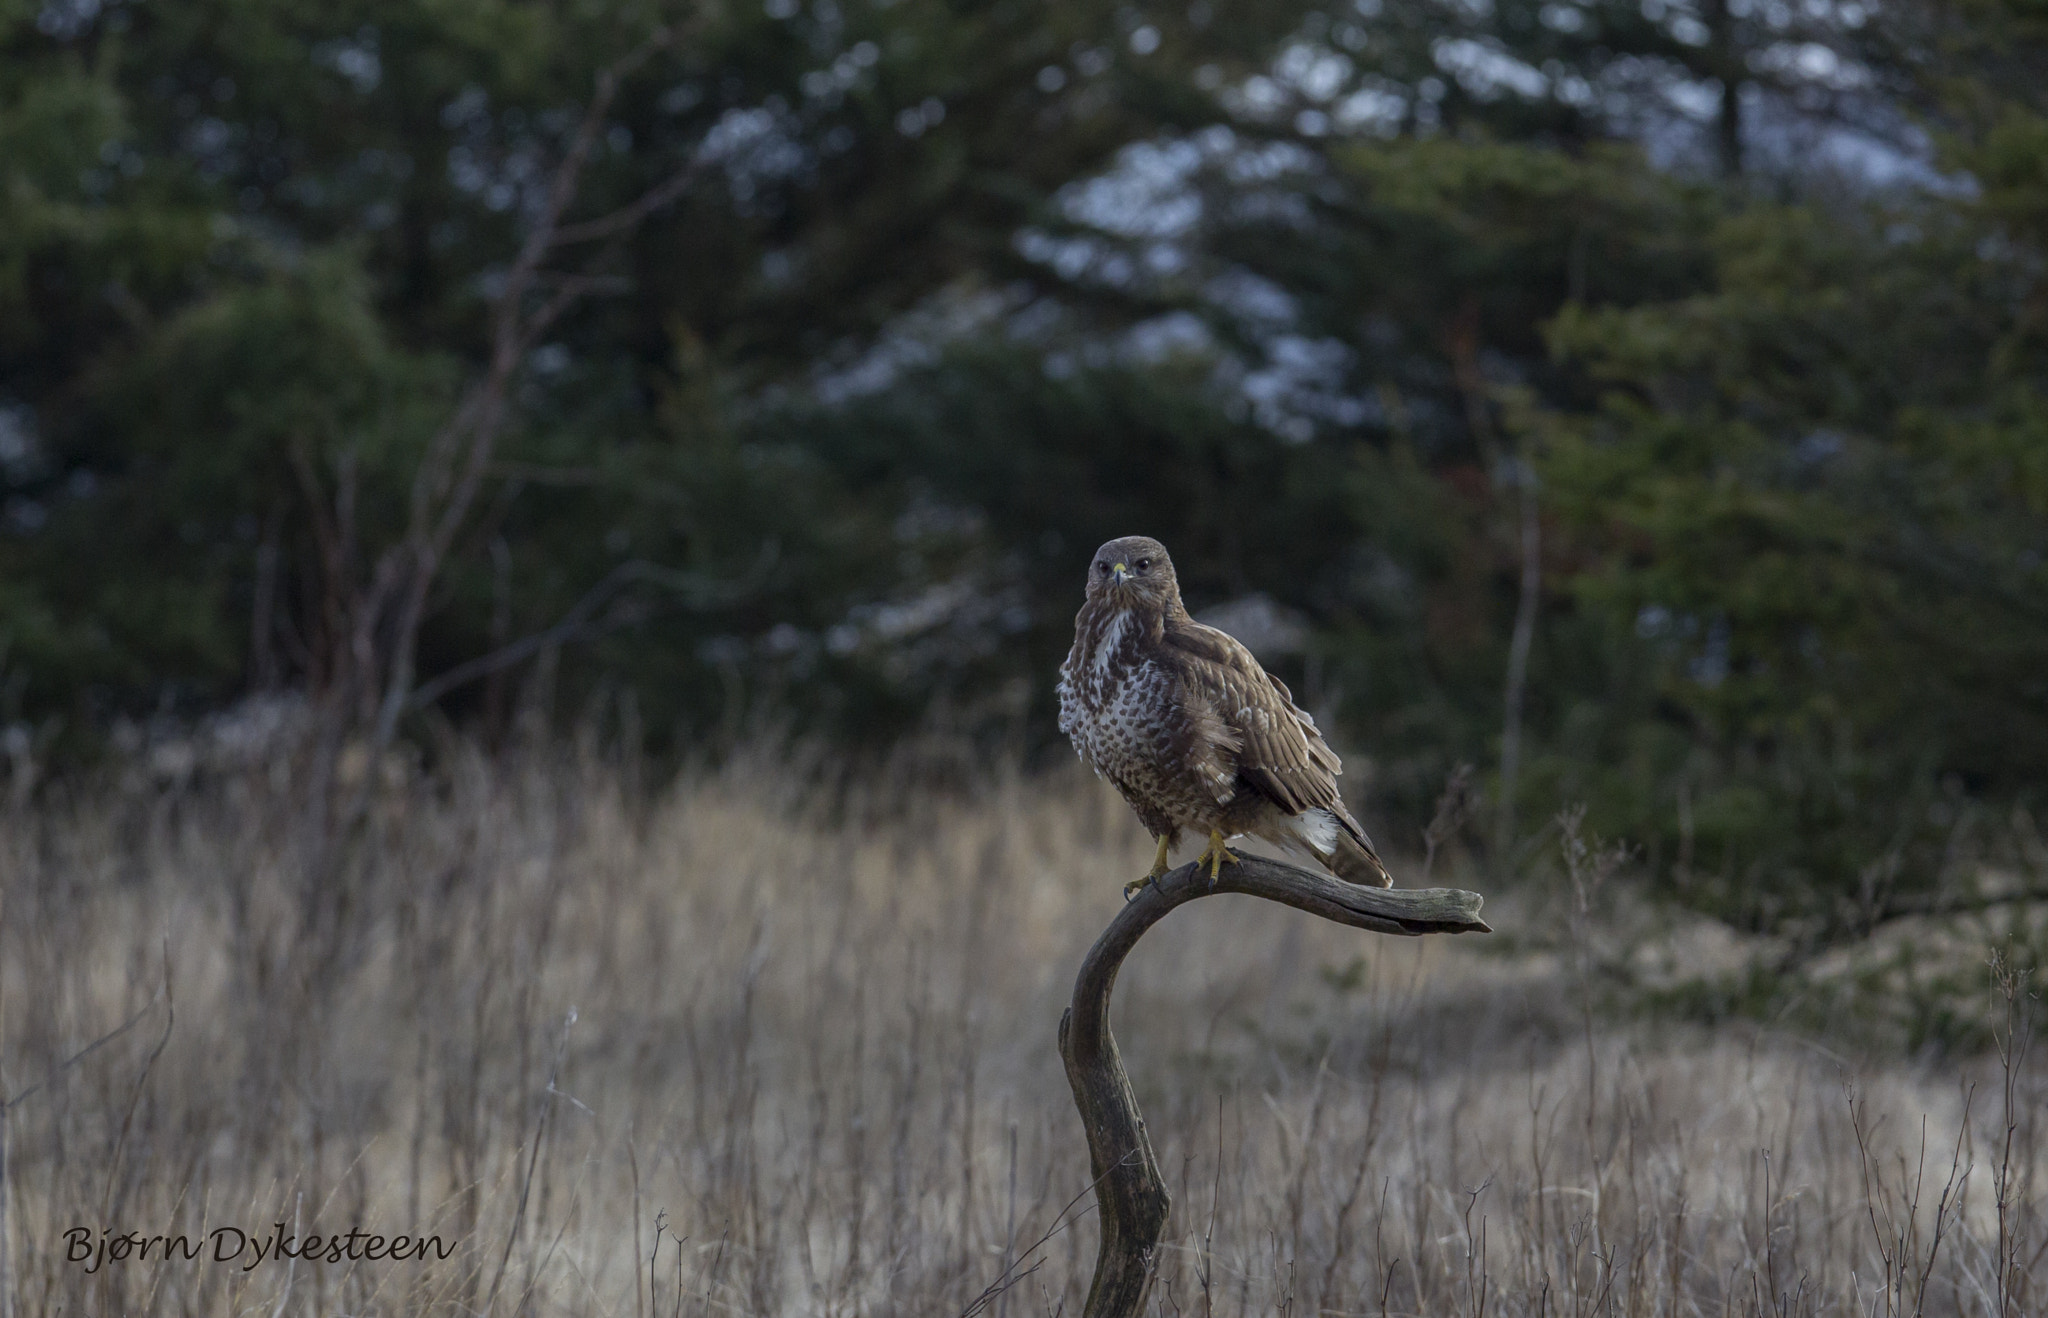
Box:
[1057,535,1393,897]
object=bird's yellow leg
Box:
[1122,836,1175,901]
[1198,828,1242,885]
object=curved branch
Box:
[1057,855,1489,1318]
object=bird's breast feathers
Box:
[1059,609,1157,757]
[1058,607,1239,811]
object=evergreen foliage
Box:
[0,0,2042,935]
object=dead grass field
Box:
[1,733,2043,1316]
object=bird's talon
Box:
[1198,829,1241,886]
[1125,841,1176,901]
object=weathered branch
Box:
[1058,855,1489,1318]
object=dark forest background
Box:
[2,0,2045,944]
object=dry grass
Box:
[1,731,2043,1316]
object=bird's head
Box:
[1084,535,1182,613]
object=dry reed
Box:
[0,730,2041,1316]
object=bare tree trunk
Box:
[1445,310,1543,865]
[1496,456,1540,859]
[1706,0,1745,179]
[1058,857,1489,1318]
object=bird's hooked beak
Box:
[1111,562,1130,585]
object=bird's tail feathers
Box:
[1325,829,1394,888]
[1264,807,1395,887]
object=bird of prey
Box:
[1057,535,1393,897]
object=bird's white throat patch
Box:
[1091,609,1133,679]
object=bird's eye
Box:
[1135,558,1151,571]
[1096,562,1109,574]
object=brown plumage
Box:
[1056,535,1393,893]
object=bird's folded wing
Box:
[1159,620,1346,819]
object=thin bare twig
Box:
[404,547,779,713]
[549,158,708,247]
[960,1155,1126,1318]
[1,989,165,1112]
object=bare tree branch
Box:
[280,23,704,930]
[548,159,708,248]
[1059,857,1488,1318]
[369,24,684,754]
[403,548,779,713]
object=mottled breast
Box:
[1057,611,1229,831]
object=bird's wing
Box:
[1158,618,1353,823]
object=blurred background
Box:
[2,0,2046,936]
